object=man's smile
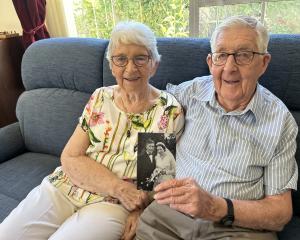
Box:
[123,77,140,81]
[223,79,240,84]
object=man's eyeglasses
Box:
[211,51,266,66]
[111,55,151,67]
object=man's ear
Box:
[206,54,213,74]
[260,53,271,76]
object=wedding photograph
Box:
[137,133,176,191]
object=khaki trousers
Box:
[0,177,128,240]
[136,201,277,240]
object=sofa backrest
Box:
[17,38,108,156]
[18,34,300,215]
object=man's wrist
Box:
[219,198,235,226]
[207,196,228,222]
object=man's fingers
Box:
[154,178,194,192]
[154,179,179,192]
[154,184,190,200]
[156,191,190,205]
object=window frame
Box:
[189,0,293,36]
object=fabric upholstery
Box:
[277,216,300,240]
[0,194,19,223]
[22,38,108,93]
[0,153,60,219]
[16,89,90,156]
[260,35,300,110]
[0,122,25,163]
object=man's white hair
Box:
[210,16,269,53]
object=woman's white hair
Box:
[106,21,161,66]
[210,16,269,53]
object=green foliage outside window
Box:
[73,0,189,39]
[198,1,300,37]
[73,0,300,39]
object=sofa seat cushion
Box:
[0,152,60,221]
[0,193,19,223]
[278,216,300,240]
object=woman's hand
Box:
[113,180,149,211]
[121,208,143,240]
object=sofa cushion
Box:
[0,152,60,221]
[0,122,25,163]
[0,194,19,223]
[22,38,108,93]
[16,89,90,156]
[278,216,300,240]
[260,34,300,110]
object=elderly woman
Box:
[0,21,184,240]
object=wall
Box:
[0,0,22,34]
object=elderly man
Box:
[136,16,298,240]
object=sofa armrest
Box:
[0,122,26,163]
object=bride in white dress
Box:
[149,142,176,187]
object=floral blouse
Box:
[48,86,184,205]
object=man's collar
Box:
[242,84,264,121]
[191,77,264,121]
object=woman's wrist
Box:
[109,178,124,198]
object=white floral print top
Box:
[48,86,184,205]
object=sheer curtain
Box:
[46,0,77,37]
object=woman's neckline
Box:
[110,85,162,115]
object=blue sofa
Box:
[0,35,299,239]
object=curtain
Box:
[46,0,77,37]
[12,0,50,49]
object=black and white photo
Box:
[137,133,176,191]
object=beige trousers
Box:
[136,201,278,240]
[0,177,129,240]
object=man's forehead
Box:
[215,27,258,51]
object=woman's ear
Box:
[150,61,159,77]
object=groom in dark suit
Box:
[138,138,156,191]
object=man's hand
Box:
[121,208,143,240]
[154,178,223,220]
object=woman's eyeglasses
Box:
[111,55,151,67]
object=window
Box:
[72,0,189,38]
[72,0,300,38]
[190,0,300,37]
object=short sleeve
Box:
[79,88,103,131]
[166,78,199,109]
[264,112,298,195]
[172,104,185,140]
[162,91,185,141]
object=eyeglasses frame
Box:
[210,51,266,66]
[111,55,152,67]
